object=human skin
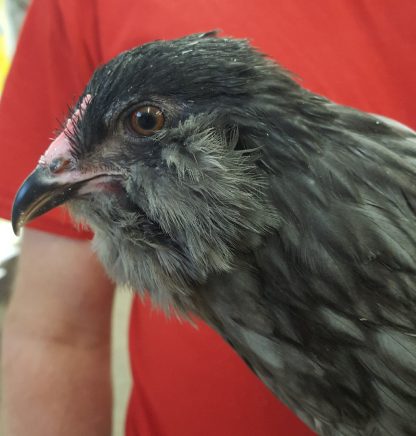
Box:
[1,228,115,436]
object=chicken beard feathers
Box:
[68,114,278,313]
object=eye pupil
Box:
[135,111,157,130]
[129,105,164,136]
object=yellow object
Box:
[0,0,10,92]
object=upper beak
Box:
[11,164,99,235]
[11,94,110,235]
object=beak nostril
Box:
[49,157,71,174]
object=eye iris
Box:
[130,106,164,136]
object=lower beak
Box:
[11,165,99,235]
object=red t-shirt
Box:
[1,1,415,435]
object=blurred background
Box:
[0,3,132,435]
[0,0,25,313]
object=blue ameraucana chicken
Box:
[12,33,416,435]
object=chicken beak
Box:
[11,94,102,235]
[11,165,85,235]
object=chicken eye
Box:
[129,106,164,136]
